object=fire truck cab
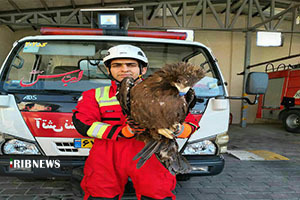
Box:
[0,27,267,181]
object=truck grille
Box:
[55,142,78,152]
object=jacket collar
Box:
[109,81,118,98]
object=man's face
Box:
[108,58,147,82]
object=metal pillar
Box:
[240,31,252,128]
[240,0,252,128]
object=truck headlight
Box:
[182,140,217,155]
[3,139,40,155]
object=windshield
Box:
[2,40,224,97]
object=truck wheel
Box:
[283,110,300,133]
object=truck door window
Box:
[188,52,223,97]
[6,48,35,84]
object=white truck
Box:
[0,27,267,183]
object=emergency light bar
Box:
[40,27,187,40]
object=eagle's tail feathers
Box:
[133,140,158,161]
[136,141,160,169]
[134,140,161,169]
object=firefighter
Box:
[72,44,199,200]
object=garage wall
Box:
[0,25,39,68]
[0,13,299,124]
[0,25,15,68]
[13,29,39,41]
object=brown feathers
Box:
[118,62,205,174]
[130,62,204,131]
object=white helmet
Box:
[103,44,148,68]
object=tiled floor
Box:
[1,123,300,200]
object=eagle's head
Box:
[162,62,205,94]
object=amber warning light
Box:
[40,27,187,40]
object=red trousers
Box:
[81,137,176,200]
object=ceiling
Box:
[0,0,297,14]
[0,0,299,32]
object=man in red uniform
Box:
[72,45,199,200]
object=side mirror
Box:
[79,59,101,71]
[78,59,109,79]
[226,72,269,105]
[12,55,24,69]
[246,72,269,95]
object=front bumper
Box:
[0,155,85,178]
[184,155,225,176]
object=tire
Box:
[283,110,300,133]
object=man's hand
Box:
[121,118,146,138]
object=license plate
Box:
[74,138,94,148]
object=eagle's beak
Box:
[174,83,190,94]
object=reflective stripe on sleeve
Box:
[87,122,110,139]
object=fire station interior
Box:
[0,0,299,199]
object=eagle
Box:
[117,62,205,175]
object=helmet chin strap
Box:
[135,65,144,82]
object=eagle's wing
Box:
[116,77,135,116]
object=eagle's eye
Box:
[177,78,183,83]
[178,79,188,86]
